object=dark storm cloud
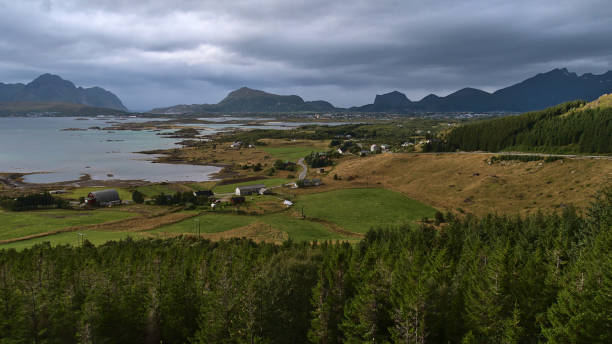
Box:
[0,0,611,110]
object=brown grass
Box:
[303,153,612,216]
[149,221,289,244]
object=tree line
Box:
[0,187,610,343]
[0,192,68,211]
[439,101,612,153]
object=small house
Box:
[235,184,266,196]
[370,144,381,153]
[380,144,390,151]
[401,142,414,147]
[230,141,242,149]
[85,189,121,206]
[360,150,370,157]
[283,200,293,207]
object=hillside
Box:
[440,98,612,153]
[354,68,612,113]
[0,74,127,111]
[151,87,336,114]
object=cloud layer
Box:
[1,0,611,110]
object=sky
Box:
[1,0,611,111]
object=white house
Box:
[370,144,380,152]
[380,144,390,151]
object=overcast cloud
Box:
[1,0,611,110]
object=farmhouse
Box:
[235,184,266,196]
[85,189,121,206]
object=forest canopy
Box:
[441,101,612,153]
[1,187,610,343]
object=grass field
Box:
[0,230,145,251]
[0,209,136,241]
[296,188,437,233]
[261,146,322,161]
[132,184,176,197]
[59,187,132,201]
[213,178,292,193]
[153,211,349,242]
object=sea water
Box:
[0,116,221,183]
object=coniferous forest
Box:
[0,187,610,343]
[441,101,612,153]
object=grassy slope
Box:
[323,153,612,216]
[0,208,136,241]
[296,188,437,233]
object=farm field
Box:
[153,211,348,242]
[296,188,437,233]
[0,230,145,250]
[59,187,133,201]
[0,208,136,241]
[261,146,323,162]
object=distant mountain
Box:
[354,68,612,113]
[0,102,126,116]
[0,74,127,111]
[151,87,336,114]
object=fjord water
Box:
[0,117,221,183]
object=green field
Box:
[1,187,436,249]
[154,213,254,234]
[0,230,145,251]
[213,178,292,193]
[261,146,322,161]
[59,187,133,201]
[132,184,176,197]
[153,211,347,242]
[296,188,437,233]
[0,209,136,241]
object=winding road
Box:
[297,158,308,180]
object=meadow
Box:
[0,208,136,241]
[296,188,437,233]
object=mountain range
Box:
[151,87,335,114]
[0,74,127,111]
[152,68,612,114]
[354,68,612,113]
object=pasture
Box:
[296,188,437,233]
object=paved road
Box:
[297,158,308,180]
